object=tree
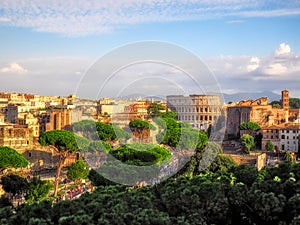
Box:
[155,117,208,150]
[239,121,261,135]
[284,151,295,163]
[241,134,255,154]
[1,174,29,196]
[289,98,300,109]
[110,143,171,166]
[265,140,274,151]
[233,164,258,186]
[147,103,165,118]
[272,103,282,109]
[96,122,129,142]
[67,159,89,182]
[26,177,53,202]
[39,130,85,196]
[129,120,156,140]
[87,140,112,153]
[0,146,29,171]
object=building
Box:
[0,123,34,148]
[226,90,300,139]
[166,94,222,130]
[261,124,300,152]
[39,108,82,133]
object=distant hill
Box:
[119,91,282,104]
[222,91,281,103]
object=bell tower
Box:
[282,90,289,110]
[282,90,289,123]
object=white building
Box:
[280,125,299,152]
[261,124,300,152]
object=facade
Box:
[261,124,300,152]
[39,108,82,133]
[261,125,281,151]
[0,123,34,148]
[167,94,222,129]
[226,90,300,139]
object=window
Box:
[287,130,289,133]
[281,135,285,139]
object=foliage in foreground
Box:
[1,162,300,225]
[0,146,29,170]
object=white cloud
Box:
[0,63,27,73]
[0,0,299,36]
[226,20,245,24]
[0,57,91,96]
[263,63,287,75]
[247,57,260,72]
[275,43,291,56]
[205,43,300,95]
[0,17,10,22]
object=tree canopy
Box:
[1,174,29,196]
[110,143,171,166]
[239,121,261,133]
[147,103,165,118]
[2,161,300,225]
[265,140,274,151]
[289,98,300,109]
[0,146,29,170]
[39,130,81,152]
[39,130,84,196]
[241,134,255,154]
[155,117,208,149]
[67,159,89,182]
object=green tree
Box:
[26,177,53,202]
[110,143,171,166]
[87,140,112,153]
[39,130,84,196]
[155,117,208,150]
[239,121,261,135]
[129,119,156,140]
[284,151,295,163]
[241,134,255,154]
[289,98,300,109]
[272,103,282,109]
[0,146,29,171]
[72,119,97,139]
[96,122,130,141]
[67,159,89,182]
[265,140,275,151]
[147,103,165,118]
[1,174,29,196]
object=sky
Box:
[0,0,300,100]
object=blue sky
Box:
[0,0,300,99]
